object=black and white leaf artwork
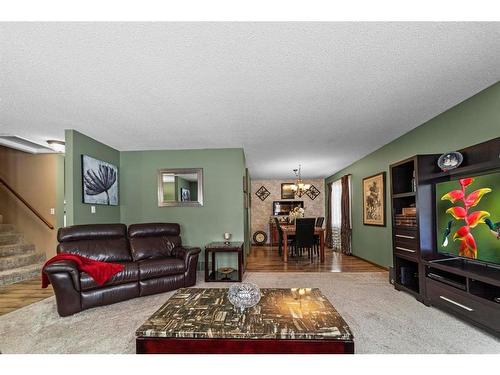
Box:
[82,155,119,205]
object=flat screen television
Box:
[435,171,500,265]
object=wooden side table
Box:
[204,241,244,282]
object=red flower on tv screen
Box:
[441,178,492,259]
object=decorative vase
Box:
[227,283,261,313]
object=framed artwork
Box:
[255,186,270,201]
[180,187,191,202]
[82,155,118,205]
[362,172,386,226]
[305,184,320,200]
[281,183,295,199]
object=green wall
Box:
[65,129,248,269]
[325,81,500,268]
[65,130,121,225]
[120,148,247,267]
[55,154,65,229]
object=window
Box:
[330,179,342,250]
[329,175,352,252]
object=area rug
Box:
[0,272,498,353]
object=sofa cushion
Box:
[58,238,131,263]
[58,224,127,242]
[128,223,180,238]
[57,224,131,262]
[129,236,181,261]
[139,274,185,297]
[80,262,139,291]
[138,258,185,280]
[128,223,182,261]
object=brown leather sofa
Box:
[43,223,200,317]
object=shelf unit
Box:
[390,137,500,337]
[392,192,416,199]
[390,155,437,301]
[423,257,500,334]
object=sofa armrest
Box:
[43,260,81,291]
[43,260,82,316]
[172,246,200,287]
[172,246,201,267]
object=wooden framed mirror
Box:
[157,168,203,207]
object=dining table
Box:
[280,224,326,263]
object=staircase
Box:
[0,215,46,286]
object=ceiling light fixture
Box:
[46,140,65,153]
[290,164,311,197]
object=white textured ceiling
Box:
[1,22,499,178]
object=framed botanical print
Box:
[362,172,386,226]
[281,183,296,199]
[82,155,119,205]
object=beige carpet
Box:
[0,272,498,353]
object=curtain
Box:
[325,182,333,248]
[331,179,342,251]
[340,175,352,255]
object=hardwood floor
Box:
[246,245,387,272]
[0,278,53,316]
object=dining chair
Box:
[315,217,325,227]
[314,217,325,255]
[292,218,316,261]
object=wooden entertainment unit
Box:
[390,137,500,336]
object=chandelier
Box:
[290,164,311,197]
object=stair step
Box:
[0,233,22,246]
[0,252,45,271]
[0,263,44,286]
[0,224,15,233]
[0,242,35,257]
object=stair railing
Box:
[0,176,55,230]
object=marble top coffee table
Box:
[136,288,354,354]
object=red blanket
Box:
[41,253,125,288]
